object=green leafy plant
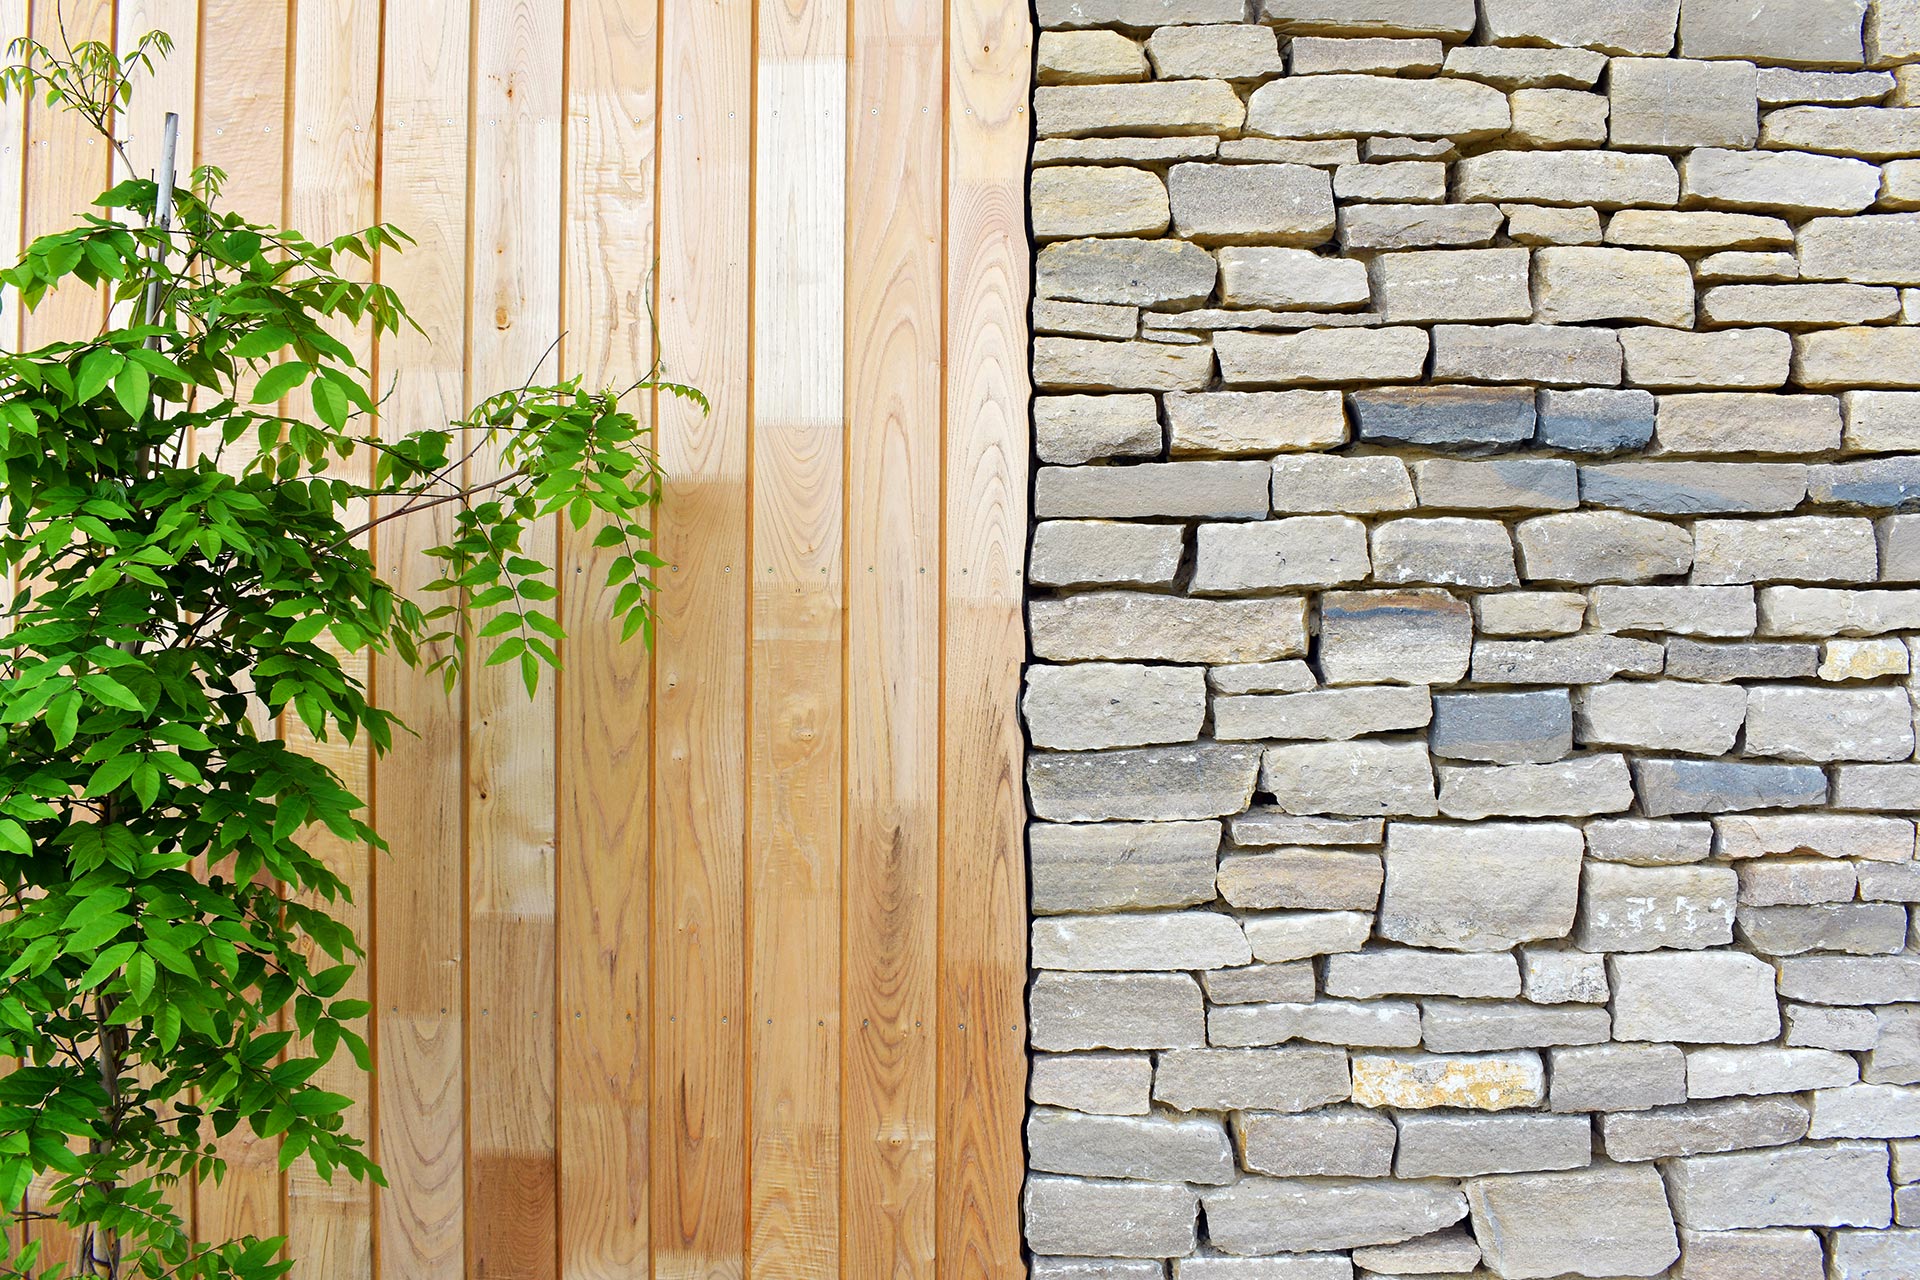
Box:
[0,27,697,1280]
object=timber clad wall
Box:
[7,1,1030,1277]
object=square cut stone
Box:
[1217,247,1369,311]
[1168,162,1336,247]
[1627,332,1792,392]
[1030,1051,1151,1116]
[1215,327,1430,387]
[1035,0,1246,24]
[1032,592,1309,665]
[1027,1108,1235,1185]
[1035,462,1268,521]
[1318,589,1473,685]
[1523,947,1610,1004]
[1236,1106,1396,1178]
[1430,324,1623,387]
[1153,1046,1351,1114]
[1738,857,1860,907]
[1455,149,1680,207]
[1678,0,1869,65]
[1411,458,1579,511]
[1580,461,1809,514]
[1666,1142,1892,1231]
[1037,237,1218,307]
[1745,686,1917,763]
[1685,147,1882,215]
[1031,911,1252,972]
[1024,662,1207,751]
[1350,385,1537,451]
[1032,166,1170,240]
[1473,591,1586,637]
[1610,56,1760,149]
[1272,455,1415,514]
[1034,81,1245,138]
[1214,685,1430,743]
[1534,246,1695,326]
[1608,209,1794,250]
[1166,389,1345,457]
[1024,1175,1198,1260]
[1030,820,1220,914]
[1034,337,1214,393]
[1262,0,1479,39]
[1377,821,1584,952]
[1030,972,1206,1053]
[1289,35,1443,74]
[1324,948,1521,999]
[1550,1042,1688,1113]
[1209,995,1418,1047]
[1765,106,1920,159]
[1146,24,1283,80]
[1575,681,1747,756]
[1370,518,1518,588]
[1335,160,1447,203]
[1339,203,1505,251]
[1430,689,1574,765]
[1601,1096,1813,1161]
[1589,585,1757,636]
[1244,72,1510,142]
[1514,510,1692,582]
[1576,863,1738,951]
[1509,88,1611,147]
[1191,518,1370,593]
[1350,1051,1545,1111]
[1468,1163,1681,1279]
[1537,387,1656,453]
[1036,30,1145,85]
[1653,392,1839,450]
[1445,44,1609,89]
[1801,213,1920,286]
[1396,1112,1592,1178]
[1588,817,1715,864]
[1035,394,1160,465]
[1420,1000,1611,1053]
[1029,743,1262,823]
[1436,755,1636,820]
[1217,848,1383,912]
[1202,962,1315,1006]
[1031,521,1185,591]
[1633,758,1829,816]
[1477,0,1682,56]
[1201,1176,1471,1256]
[1609,951,1782,1044]
[1260,741,1438,818]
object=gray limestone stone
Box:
[1235,1106,1396,1178]
[1271,455,1415,515]
[1035,462,1267,520]
[1610,56,1760,149]
[1608,209,1794,251]
[1702,283,1903,326]
[1032,911,1252,972]
[1030,820,1221,913]
[1318,590,1474,686]
[1436,755,1637,819]
[1477,0,1682,56]
[1192,518,1369,594]
[1533,246,1696,326]
[1029,743,1262,822]
[1831,1229,1920,1280]
[1777,956,1920,1005]
[1032,1262,1165,1280]
[1469,634,1665,684]
[1215,250,1368,313]
[1609,951,1783,1043]
[1323,949,1522,999]
[1213,686,1430,743]
[1038,237,1219,307]
[1742,901,1905,957]
[1652,393,1840,451]
[1260,741,1438,818]
[1146,24,1283,80]
[1410,459,1579,511]
[1537,388,1658,453]
[1244,73,1510,142]
[1522,948,1610,1004]
[1241,911,1375,964]
[1811,1085,1920,1139]
[1787,1003,1882,1050]
[1678,0,1868,65]
[1580,461,1808,514]
[1745,686,1916,762]
[1576,681,1747,755]
[1036,0,1246,25]
[1153,1046,1350,1114]
[1036,394,1162,465]
[1444,44,1609,88]
[1429,689,1574,765]
[1811,458,1920,512]
[1031,521,1186,590]
[1209,997,1421,1049]
[1029,1109,1235,1185]
[1430,326,1625,388]
[1031,972,1207,1052]
[1031,1052,1153,1116]
[1589,585,1757,637]
[1201,1177,1470,1256]
[1370,249,1531,324]
[1666,639,1819,681]
[1290,36,1443,75]
[1036,30,1148,85]
[1227,812,1383,847]
[1686,1046,1860,1099]
[1032,592,1309,664]
[1667,1142,1892,1230]
[1681,147,1883,214]
[1549,1043,1689,1113]
[1515,510,1693,582]
[1737,858,1860,907]
[1474,590,1587,637]
[1215,327,1430,387]
[1209,662,1316,697]
[1025,663,1208,751]
[1338,203,1506,251]
[1034,166,1170,241]
[1202,962,1315,1006]
[1025,1175,1199,1260]
[1420,1000,1612,1053]
[1262,0,1478,38]
[1633,758,1829,815]
[1167,162,1336,247]
[1217,848,1383,911]
[1587,817,1715,864]
[1166,389,1347,457]
[1370,518,1518,588]
[1035,81,1246,138]
[1714,812,1915,860]
[1675,1228,1825,1280]
[1759,586,1920,636]
[1349,385,1537,452]
[1395,1112,1592,1179]
[1601,1097,1813,1161]
[1377,821,1584,951]
[1765,107,1920,159]
[1467,1163,1681,1279]
[1576,863,1738,951]
[1456,150,1681,207]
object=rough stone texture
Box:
[1023,4,1920,1271]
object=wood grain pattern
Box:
[555,0,657,1274]
[3,1,1037,1273]
[282,0,381,1273]
[843,0,943,1273]
[650,0,750,1272]
[939,0,1030,1275]
[748,0,847,1273]
[371,1,470,1276]
[465,2,562,1276]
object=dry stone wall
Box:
[1022,2,1920,1277]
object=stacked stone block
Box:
[1025,1,1920,1276]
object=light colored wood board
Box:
[115,0,198,191]
[554,0,657,1274]
[0,2,20,1248]
[938,0,1030,1275]
[649,0,752,1273]
[21,0,115,347]
[189,0,290,1249]
[281,1,381,1274]
[748,0,846,1274]
[843,0,944,1274]
[465,2,562,1276]
[371,1,471,1276]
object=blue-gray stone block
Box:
[1538,388,1656,455]
[1431,690,1574,765]
[1350,386,1537,453]
[1633,758,1829,817]
[1809,458,1920,512]
[1580,462,1809,515]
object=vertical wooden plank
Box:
[555,0,657,1275]
[18,7,114,1261]
[748,0,845,1273]
[465,2,562,1276]
[191,0,291,1249]
[115,0,197,189]
[651,0,751,1273]
[843,0,942,1273]
[0,0,23,1264]
[939,0,1030,1274]
[372,0,470,1275]
[282,1,380,1275]
[21,0,114,346]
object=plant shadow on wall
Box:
[0,25,701,1280]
